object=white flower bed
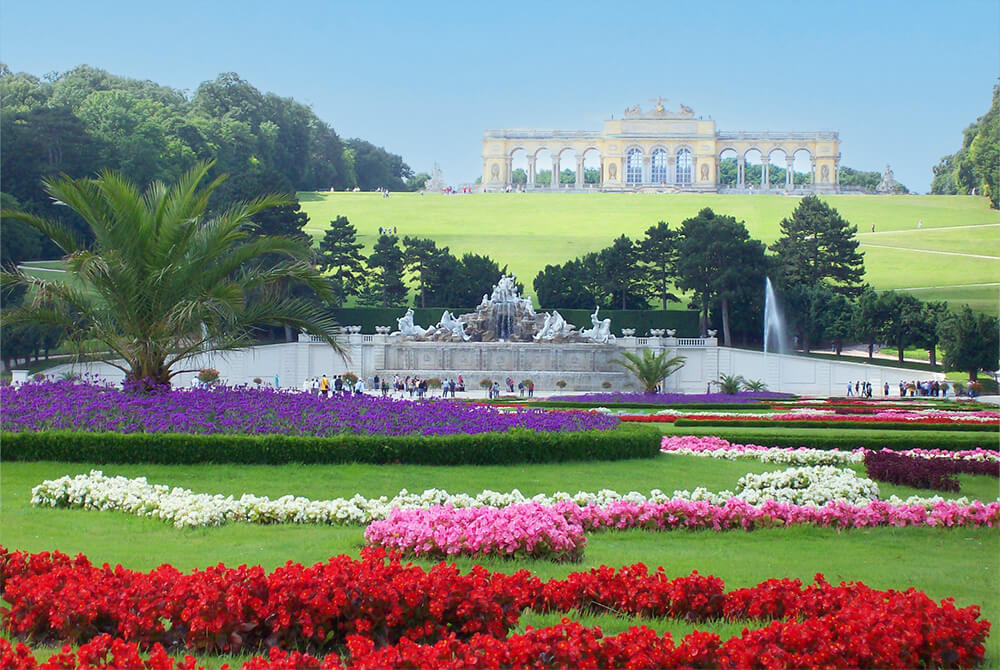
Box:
[32,467,971,529]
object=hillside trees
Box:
[932,84,999,207]
[0,64,419,265]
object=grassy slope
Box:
[298,192,999,314]
[3,456,998,664]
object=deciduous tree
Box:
[938,306,999,381]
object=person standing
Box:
[320,374,330,398]
[847,382,853,397]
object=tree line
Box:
[0,64,425,267]
[931,83,998,208]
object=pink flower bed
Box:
[363,503,587,562]
[364,498,1000,560]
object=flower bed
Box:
[0,380,617,437]
[865,450,1000,492]
[547,391,791,405]
[363,503,587,562]
[0,548,991,668]
[35,470,997,532]
[659,435,1000,465]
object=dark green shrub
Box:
[1,424,661,466]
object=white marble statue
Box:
[437,310,470,341]
[666,329,677,337]
[533,310,573,340]
[580,307,615,343]
[392,308,429,338]
[706,329,718,338]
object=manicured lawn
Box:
[298,192,999,313]
[3,454,998,664]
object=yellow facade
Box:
[482,102,840,193]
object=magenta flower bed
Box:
[364,503,587,562]
[0,380,617,437]
[549,391,792,404]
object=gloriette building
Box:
[481,99,840,193]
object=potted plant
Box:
[197,368,220,386]
[601,381,612,389]
[555,380,567,390]
[479,378,493,397]
[342,372,359,391]
[253,377,262,387]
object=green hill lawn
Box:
[298,192,999,314]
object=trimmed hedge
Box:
[660,426,992,452]
[0,424,661,466]
[673,419,999,432]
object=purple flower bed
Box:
[0,381,618,437]
[864,450,1000,492]
[548,391,793,405]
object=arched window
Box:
[651,149,668,183]
[626,147,643,184]
[675,148,692,184]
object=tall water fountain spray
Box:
[763,278,790,355]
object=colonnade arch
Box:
[482,103,840,193]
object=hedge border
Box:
[673,419,999,432]
[0,424,661,466]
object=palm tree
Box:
[614,348,686,393]
[1,162,341,387]
[716,374,745,394]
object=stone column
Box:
[761,157,769,190]
[737,157,745,187]
[551,155,560,190]
[667,156,676,184]
[642,154,651,184]
[786,157,795,188]
[504,157,513,188]
[576,157,585,189]
[526,156,536,188]
[810,159,817,186]
[835,157,841,187]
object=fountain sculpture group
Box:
[391,275,616,344]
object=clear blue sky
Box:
[2,0,997,192]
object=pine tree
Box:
[638,221,680,310]
[358,234,406,308]
[317,215,364,307]
[770,195,865,296]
